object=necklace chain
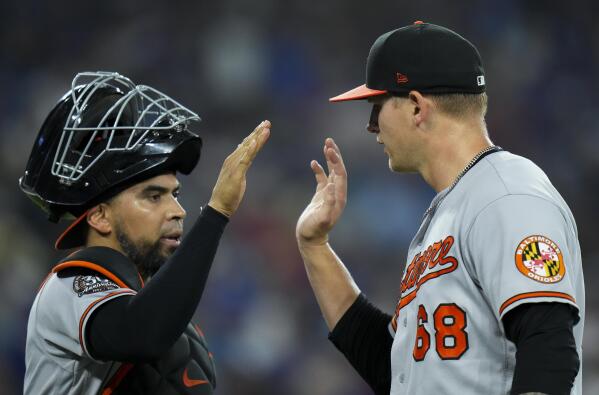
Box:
[424,145,499,218]
[447,145,498,192]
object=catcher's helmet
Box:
[19,71,203,249]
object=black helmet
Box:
[19,71,202,249]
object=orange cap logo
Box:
[396,72,409,84]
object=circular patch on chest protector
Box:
[72,275,118,297]
[515,235,565,283]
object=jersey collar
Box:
[53,246,145,291]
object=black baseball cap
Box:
[330,21,486,102]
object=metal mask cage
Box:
[52,71,201,185]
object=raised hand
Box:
[296,138,348,246]
[208,120,271,217]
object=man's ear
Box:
[408,91,431,127]
[86,203,112,236]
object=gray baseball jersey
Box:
[24,269,135,394]
[389,150,584,394]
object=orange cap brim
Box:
[329,84,387,102]
[54,210,89,250]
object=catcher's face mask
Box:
[20,71,203,248]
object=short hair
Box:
[427,92,488,119]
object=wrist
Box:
[202,204,231,223]
[207,201,232,218]
[297,236,330,252]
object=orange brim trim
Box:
[329,84,387,102]
[54,210,89,250]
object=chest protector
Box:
[54,247,216,395]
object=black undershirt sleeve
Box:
[86,205,228,362]
[503,302,580,395]
[328,293,393,395]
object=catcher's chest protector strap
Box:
[53,247,216,395]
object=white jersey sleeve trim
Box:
[79,289,137,361]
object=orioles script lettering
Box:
[391,236,459,330]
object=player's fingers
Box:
[324,143,335,175]
[250,121,271,155]
[327,138,345,166]
[245,126,270,163]
[324,143,348,199]
[238,122,271,167]
[325,137,340,154]
[311,160,328,192]
[326,147,339,165]
[255,124,271,152]
[332,170,347,209]
[325,164,346,210]
[325,147,344,181]
[242,120,270,146]
[325,138,347,177]
[239,138,258,167]
[228,121,269,167]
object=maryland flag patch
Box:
[515,235,565,283]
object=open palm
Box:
[296,138,348,245]
[209,121,271,217]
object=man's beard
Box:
[114,224,167,279]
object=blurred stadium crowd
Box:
[0,1,597,394]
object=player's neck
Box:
[85,231,127,257]
[419,119,492,193]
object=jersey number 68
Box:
[413,303,469,361]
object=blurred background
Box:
[1,0,597,393]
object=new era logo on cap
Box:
[396,72,409,84]
[477,75,485,86]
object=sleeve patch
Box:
[514,235,565,283]
[73,275,119,297]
